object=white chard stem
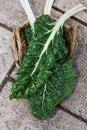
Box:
[19,0,36,31]
[31,4,87,76]
[44,0,54,15]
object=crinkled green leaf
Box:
[9,15,76,120]
[9,4,87,119]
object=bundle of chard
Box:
[10,0,87,120]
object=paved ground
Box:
[0,0,87,130]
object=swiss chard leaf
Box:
[29,59,76,120]
[9,3,87,120]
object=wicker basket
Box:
[12,16,77,68]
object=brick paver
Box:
[0,27,13,83]
[0,0,45,28]
[54,0,87,21]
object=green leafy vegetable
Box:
[10,2,87,120]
